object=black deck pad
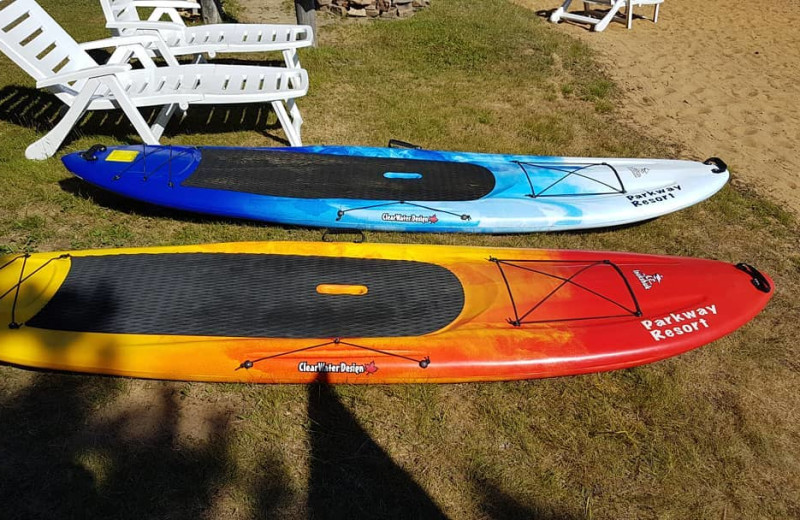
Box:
[26,254,465,338]
[181,149,496,200]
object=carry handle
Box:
[703,157,728,174]
[388,139,422,149]
[80,144,107,161]
[735,263,772,293]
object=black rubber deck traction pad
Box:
[26,254,466,338]
[181,149,496,201]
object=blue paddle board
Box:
[61,144,728,233]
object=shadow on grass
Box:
[58,175,250,224]
[0,365,577,518]
[0,374,237,520]
[56,176,320,238]
[0,85,292,152]
[476,480,581,520]
[306,374,448,519]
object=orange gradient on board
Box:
[0,242,773,383]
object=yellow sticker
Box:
[105,150,140,163]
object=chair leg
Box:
[104,77,160,144]
[654,4,659,23]
[283,48,301,70]
[549,0,571,22]
[25,80,98,160]
[595,2,623,32]
[272,100,302,147]
[627,0,633,29]
[288,99,303,137]
[151,103,182,141]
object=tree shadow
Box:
[0,274,251,519]
[0,372,242,520]
[306,374,448,519]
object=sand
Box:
[518,0,800,215]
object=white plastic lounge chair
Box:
[549,0,662,32]
[0,0,308,159]
[99,0,313,68]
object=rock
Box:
[348,7,367,16]
[380,6,398,17]
[397,1,414,15]
[329,4,347,16]
[317,0,333,5]
[349,0,374,6]
[376,0,391,10]
[365,6,380,16]
[394,0,413,4]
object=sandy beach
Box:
[518,0,800,215]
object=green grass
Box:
[1,0,799,519]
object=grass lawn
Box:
[0,0,798,518]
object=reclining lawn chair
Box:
[98,0,314,68]
[549,0,662,32]
[0,0,308,159]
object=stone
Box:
[348,7,367,16]
[365,6,380,16]
[380,6,398,17]
[397,1,414,15]
[317,0,333,5]
[329,4,347,16]
[394,0,413,5]
[349,0,374,7]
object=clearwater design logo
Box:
[298,361,378,375]
[382,213,439,224]
[633,270,663,290]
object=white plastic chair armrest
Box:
[80,35,180,66]
[36,64,133,88]
[131,1,201,9]
[106,21,186,32]
[79,35,163,51]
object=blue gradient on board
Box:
[61,144,726,233]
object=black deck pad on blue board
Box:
[181,149,496,200]
[26,254,465,338]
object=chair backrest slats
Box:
[100,0,140,22]
[38,47,73,74]
[114,1,140,22]
[0,0,95,81]
[100,0,141,38]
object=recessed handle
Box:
[316,284,369,296]
[383,172,423,180]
